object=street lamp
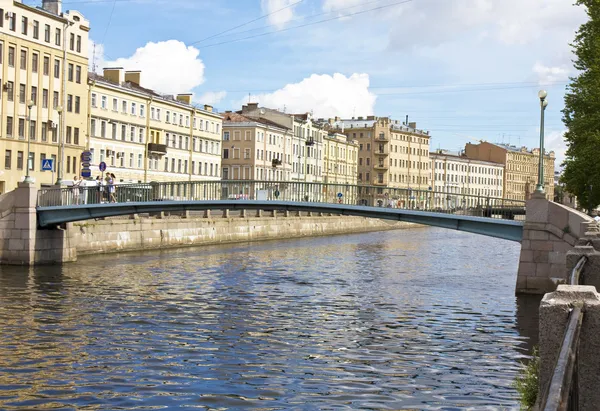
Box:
[535,90,549,194]
[23,100,35,183]
[55,106,63,185]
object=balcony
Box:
[377,133,389,142]
[148,143,167,156]
[375,149,389,156]
[306,138,315,146]
[374,163,388,170]
[272,158,282,168]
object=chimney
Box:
[124,71,141,86]
[103,67,125,84]
[42,0,61,15]
[203,104,213,112]
[176,94,192,105]
[335,116,340,122]
[247,103,259,111]
[358,116,363,120]
[409,122,417,129]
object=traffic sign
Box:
[81,151,92,162]
[81,169,91,178]
[337,192,343,198]
[384,192,389,198]
[274,189,280,198]
[41,158,54,171]
[81,162,91,168]
[428,186,432,191]
[99,162,107,172]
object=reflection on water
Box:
[0,227,536,409]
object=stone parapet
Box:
[538,285,600,411]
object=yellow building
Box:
[88,68,222,183]
[328,116,431,206]
[323,132,358,185]
[464,141,555,201]
[0,0,89,193]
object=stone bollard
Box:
[566,245,600,289]
[538,285,600,411]
[256,209,263,218]
[203,209,211,218]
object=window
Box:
[121,125,126,141]
[17,151,23,170]
[53,91,59,108]
[166,111,170,123]
[8,47,14,67]
[6,117,13,137]
[91,93,97,107]
[151,107,155,119]
[140,105,145,117]
[122,100,127,113]
[130,126,135,142]
[0,43,3,64]
[101,121,106,138]
[4,150,10,170]
[91,120,97,137]
[21,16,27,35]
[101,95,107,109]
[54,59,60,78]
[75,96,80,114]
[112,98,118,111]
[19,84,25,104]
[139,128,144,143]
[41,122,47,141]
[6,81,13,101]
[20,49,26,70]
[76,36,81,53]
[44,24,50,42]
[223,131,230,141]
[55,28,61,46]
[67,94,72,112]
[66,126,72,144]
[8,13,15,31]
[138,154,142,168]
[68,63,73,81]
[0,9,4,28]
[29,120,36,141]
[32,53,38,73]
[131,103,136,115]
[69,33,74,51]
[43,56,49,75]
[18,119,25,139]
[75,65,81,83]
[156,109,161,120]
[33,21,39,39]
[31,86,37,105]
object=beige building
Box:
[221,111,292,183]
[322,132,358,185]
[0,0,89,193]
[238,104,325,184]
[465,141,555,202]
[430,150,504,209]
[328,116,431,206]
[88,68,222,183]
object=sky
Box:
[24,0,587,168]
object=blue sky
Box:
[25,0,587,167]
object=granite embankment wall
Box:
[70,212,417,257]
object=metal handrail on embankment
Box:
[539,243,591,411]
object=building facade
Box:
[430,150,504,209]
[328,116,431,206]
[88,68,222,183]
[322,132,358,185]
[0,0,89,193]
[221,111,292,183]
[464,142,555,202]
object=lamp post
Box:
[535,90,549,194]
[23,100,35,183]
[55,106,63,185]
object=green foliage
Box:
[562,0,600,212]
[515,347,540,410]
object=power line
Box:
[190,0,304,46]
[101,0,118,44]
[195,0,414,49]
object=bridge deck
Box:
[37,200,524,242]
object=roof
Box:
[430,151,505,167]
[222,112,290,131]
[471,141,555,157]
[330,117,430,136]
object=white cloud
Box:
[197,91,227,106]
[90,39,205,95]
[261,0,298,29]
[546,129,568,169]
[242,73,376,118]
[533,62,571,86]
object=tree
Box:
[562,0,600,213]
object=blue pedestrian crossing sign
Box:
[41,159,54,171]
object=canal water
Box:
[0,227,539,410]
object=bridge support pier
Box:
[240,209,247,218]
[223,209,230,218]
[516,193,594,295]
[256,210,263,217]
[203,210,211,218]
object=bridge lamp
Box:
[23,100,35,184]
[535,90,548,194]
[55,106,64,185]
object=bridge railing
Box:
[37,180,525,220]
[538,243,591,411]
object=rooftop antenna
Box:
[518,135,521,146]
[283,104,286,113]
[248,93,251,104]
[92,43,97,73]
